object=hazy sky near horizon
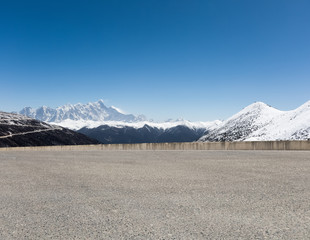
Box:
[1,0,309,121]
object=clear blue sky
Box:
[1,0,309,121]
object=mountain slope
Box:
[199,101,310,142]
[20,100,146,123]
[245,101,310,141]
[78,124,211,144]
[0,112,99,147]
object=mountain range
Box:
[18,100,310,143]
[20,100,146,123]
[18,100,221,143]
[77,123,217,144]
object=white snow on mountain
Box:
[245,100,310,141]
[0,111,62,139]
[199,101,310,141]
[110,106,126,114]
[0,111,51,128]
[20,99,221,132]
[19,100,146,123]
[54,119,222,131]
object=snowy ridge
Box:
[54,119,222,131]
[19,100,146,123]
[0,111,52,129]
[0,111,61,137]
[199,101,310,142]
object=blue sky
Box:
[1,0,309,121]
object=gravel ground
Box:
[0,150,309,239]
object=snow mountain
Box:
[19,100,146,123]
[199,101,310,142]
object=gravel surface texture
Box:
[0,150,309,239]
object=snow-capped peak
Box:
[223,101,281,126]
[231,101,278,117]
[19,100,146,123]
[199,100,310,142]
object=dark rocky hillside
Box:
[0,111,98,147]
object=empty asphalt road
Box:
[0,150,309,239]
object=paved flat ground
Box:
[0,150,309,239]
